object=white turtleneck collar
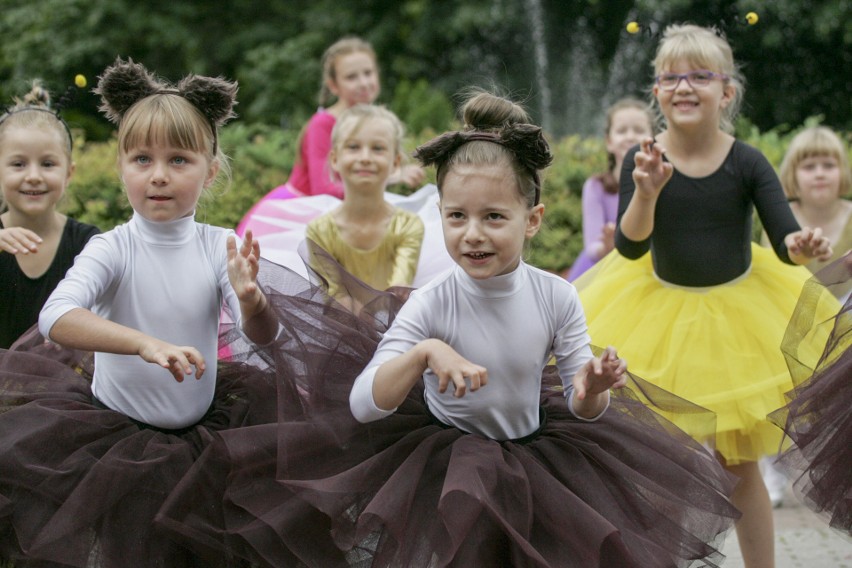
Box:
[129,212,197,246]
[454,261,528,299]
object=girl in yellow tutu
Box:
[576,24,832,568]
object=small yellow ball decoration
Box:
[745,12,758,25]
[626,21,640,34]
[74,74,87,88]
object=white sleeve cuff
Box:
[350,365,397,423]
[566,390,609,422]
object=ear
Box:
[66,161,76,184]
[203,159,220,188]
[525,203,545,239]
[326,76,340,98]
[329,147,340,173]
[720,83,736,109]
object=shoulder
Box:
[391,208,425,229]
[64,217,101,243]
[306,212,336,235]
[308,109,336,131]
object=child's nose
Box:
[464,221,484,242]
[24,164,43,181]
[150,162,169,184]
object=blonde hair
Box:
[780,126,851,200]
[319,37,378,107]
[0,81,73,159]
[599,97,655,193]
[117,93,231,190]
[330,103,405,158]
[652,24,744,134]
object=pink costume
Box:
[236,109,341,235]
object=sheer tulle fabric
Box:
[157,245,738,568]
[575,244,836,463]
[770,254,852,534]
[0,347,277,567]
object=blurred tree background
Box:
[0,0,849,272]
[1,0,848,137]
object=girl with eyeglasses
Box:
[575,23,835,568]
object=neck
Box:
[2,209,64,236]
[326,100,350,117]
[795,199,847,224]
[339,188,390,219]
[663,125,724,155]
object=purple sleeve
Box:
[580,177,608,258]
[302,112,344,199]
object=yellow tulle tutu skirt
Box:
[575,244,836,465]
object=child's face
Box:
[795,155,842,205]
[331,118,400,194]
[120,143,218,223]
[439,162,543,280]
[653,59,733,131]
[328,51,380,108]
[0,125,73,219]
[605,108,653,165]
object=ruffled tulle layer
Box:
[158,367,739,568]
[154,251,739,568]
[575,245,837,463]
[0,258,397,568]
[0,254,739,567]
[770,254,852,535]
[0,349,277,567]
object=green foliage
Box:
[390,79,455,138]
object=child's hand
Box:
[423,339,488,398]
[786,227,833,263]
[227,230,264,308]
[0,226,42,254]
[573,346,627,400]
[393,164,426,188]
[600,222,616,255]
[138,337,206,382]
[631,138,673,200]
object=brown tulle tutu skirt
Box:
[152,247,740,568]
[1,255,738,567]
[770,253,852,535]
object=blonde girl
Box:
[576,24,833,568]
[0,58,277,567]
[305,104,424,292]
[0,82,100,348]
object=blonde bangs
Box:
[118,96,212,156]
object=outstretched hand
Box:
[138,337,205,382]
[573,346,627,401]
[631,138,673,200]
[424,339,488,398]
[785,227,833,263]
[227,229,263,307]
[0,226,42,255]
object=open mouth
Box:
[149,196,172,201]
[466,252,492,260]
[20,190,47,196]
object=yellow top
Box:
[306,208,425,291]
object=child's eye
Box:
[171,156,187,165]
[448,211,465,220]
[41,160,56,168]
[487,212,504,221]
[134,155,150,165]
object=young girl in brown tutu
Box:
[157,90,739,568]
[0,58,280,567]
[770,252,852,535]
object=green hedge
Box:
[61,118,850,275]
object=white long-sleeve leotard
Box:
[40,214,241,429]
[350,261,602,440]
